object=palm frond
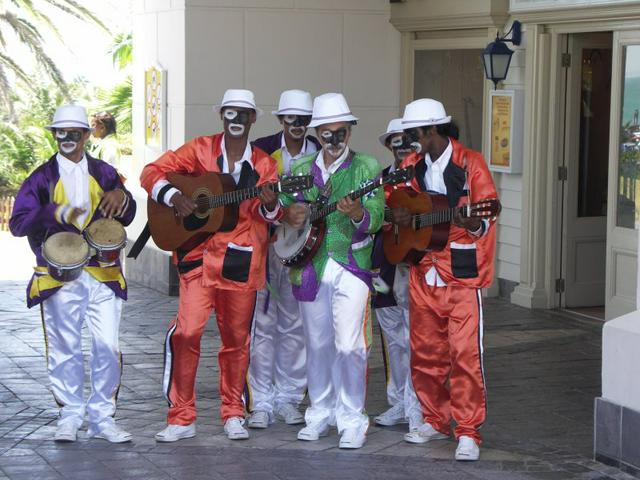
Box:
[42,0,108,31]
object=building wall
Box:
[132,0,402,183]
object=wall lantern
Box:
[481,20,522,89]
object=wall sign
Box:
[488,89,524,174]
[144,65,167,151]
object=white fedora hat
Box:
[48,104,92,130]
[214,89,263,117]
[378,118,404,147]
[308,93,359,128]
[272,89,313,116]
[401,98,451,128]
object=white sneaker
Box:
[455,435,480,461]
[247,411,270,429]
[54,423,79,442]
[339,425,367,449]
[274,403,304,425]
[404,422,448,444]
[91,424,133,443]
[297,421,329,441]
[374,404,407,426]
[155,423,196,443]
[224,417,249,440]
[408,411,424,432]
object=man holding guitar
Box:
[278,93,384,449]
[246,90,320,429]
[140,89,281,442]
[390,99,499,461]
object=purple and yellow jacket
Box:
[9,153,137,308]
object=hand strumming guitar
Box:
[170,192,197,217]
[282,203,308,229]
[390,207,412,228]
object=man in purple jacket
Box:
[246,90,320,428]
[10,104,136,443]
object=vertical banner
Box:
[488,90,523,174]
[144,65,166,151]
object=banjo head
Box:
[273,218,312,266]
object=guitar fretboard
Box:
[310,179,384,222]
[414,205,463,229]
[206,183,277,209]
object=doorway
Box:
[559,32,613,319]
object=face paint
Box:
[55,130,84,142]
[403,128,423,154]
[389,134,412,161]
[282,115,311,127]
[223,109,252,137]
[60,142,78,154]
[288,125,306,139]
[319,127,349,158]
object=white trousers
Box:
[299,258,370,433]
[249,246,306,415]
[41,271,123,432]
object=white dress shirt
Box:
[281,135,317,175]
[57,152,90,228]
[221,136,254,183]
[315,147,350,184]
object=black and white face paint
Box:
[282,115,311,140]
[319,127,348,158]
[404,128,423,154]
[389,134,413,162]
[223,109,252,137]
[55,129,84,155]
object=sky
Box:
[7,0,133,90]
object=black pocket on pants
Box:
[451,245,479,279]
[222,244,253,283]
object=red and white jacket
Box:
[140,133,281,291]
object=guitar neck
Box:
[310,179,383,222]
[207,182,277,208]
[414,205,464,228]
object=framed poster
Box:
[144,65,167,151]
[487,89,524,174]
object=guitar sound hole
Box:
[195,194,210,215]
[183,214,208,231]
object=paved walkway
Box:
[0,236,634,479]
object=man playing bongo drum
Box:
[9,104,136,443]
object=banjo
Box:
[273,166,415,268]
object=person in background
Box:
[246,90,320,429]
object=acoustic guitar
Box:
[273,166,415,268]
[383,189,501,265]
[148,172,313,251]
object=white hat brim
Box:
[271,108,313,116]
[308,113,359,129]
[213,103,264,117]
[378,129,404,147]
[401,115,451,128]
[47,120,93,131]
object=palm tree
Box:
[0,0,106,118]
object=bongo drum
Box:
[42,232,90,282]
[85,218,126,264]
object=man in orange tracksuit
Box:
[140,89,281,442]
[391,99,498,461]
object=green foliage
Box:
[110,32,133,71]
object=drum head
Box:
[43,232,89,266]
[86,218,126,249]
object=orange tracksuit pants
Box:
[409,269,486,444]
[163,268,256,425]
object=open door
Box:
[605,31,640,320]
[561,33,612,309]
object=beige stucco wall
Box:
[132,0,401,184]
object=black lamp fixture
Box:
[481,20,522,89]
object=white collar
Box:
[315,146,350,176]
[221,135,253,169]
[280,133,310,156]
[425,140,452,169]
[56,152,88,174]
